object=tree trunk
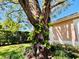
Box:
[26,22,52,59]
[18,0,52,58]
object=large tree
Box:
[0,0,70,59]
[18,0,70,59]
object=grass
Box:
[0,44,79,59]
[0,44,31,59]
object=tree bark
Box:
[26,21,53,59]
[18,0,52,59]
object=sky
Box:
[51,0,79,21]
[38,0,79,21]
[0,0,79,31]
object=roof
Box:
[52,12,79,25]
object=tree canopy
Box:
[0,0,70,25]
[0,0,77,59]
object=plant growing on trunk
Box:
[17,0,70,58]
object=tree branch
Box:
[51,0,65,9]
[7,9,22,17]
[30,0,41,18]
[0,2,18,6]
[18,0,37,25]
[42,0,51,24]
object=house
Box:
[49,12,79,46]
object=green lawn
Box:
[0,44,79,59]
[0,44,31,59]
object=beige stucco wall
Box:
[49,13,79,46]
